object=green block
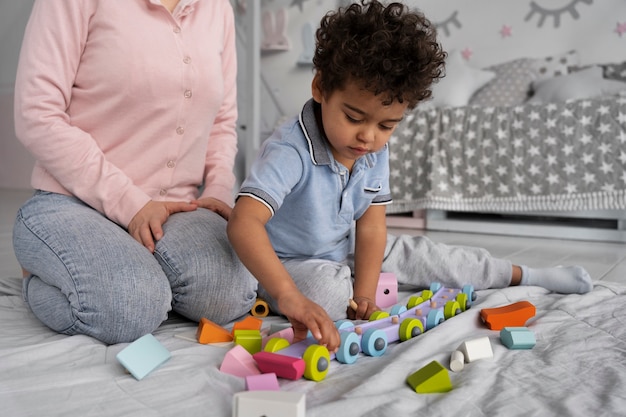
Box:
[233,329,262,354]
[406,360,452,393]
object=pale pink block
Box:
[246,372,280,391]
[220,345,261,377]
[376,272,398,308]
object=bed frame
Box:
[387,209,626,242]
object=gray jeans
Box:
[13,191,258,344]
[259,234,512,321]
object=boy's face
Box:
[312,74,408,171]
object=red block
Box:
[252,351,306,380]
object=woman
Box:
[12,0,257,344]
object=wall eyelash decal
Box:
[525,0,593,28]
[433,10,462,37]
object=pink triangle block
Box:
[246,372,281,391]
[220,345,261,377]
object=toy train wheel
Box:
[361,328,387,357]
[399,318,424,341]
[264,337,290,353]
[407,295,425,309]
[390,304,407,316]
[463,285,476,306]
[302,344,330,381]
[429,282,442,292]
[336,332,360,364]
[421,289,434,301]
[456,293,469,311]
[426,309,444,330]
[335,319,354,330]
[443,300,462,319]
[369,311,390,321]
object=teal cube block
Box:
[500,327,536,350]
[116,334,171,380]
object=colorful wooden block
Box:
[500,327,536,349]
[116,334,171,380]
[457,336,493,363]
[220,345,261,377]
[250,298,270,317]
[232,316,263,334]
[262,326,294,349]
[234,329,262,354]
[406,360,452,393]
[376,272,398,308]
[232,391,305,417]
[269,323,293,335]
[196,317,234,344]
[480,301,536,330]
[263,337,290,353]
[245,372,280,391]
[449,350,465,372]
[252,351,306,380]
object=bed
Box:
[2,274,626,416]
[4,40,626,417]
[386,51,626,242]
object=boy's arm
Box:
[227,196,340,351]
[351,204,388,320]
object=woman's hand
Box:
[277,290,341,352]
[191,197,232,220]
[347,296,379,320]
[128,200,197,252]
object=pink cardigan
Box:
[14,0,238,227]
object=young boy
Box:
[227,0,592,351]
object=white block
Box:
[233,391,306,417]
[457,336,493,363]
[449,350,465,372]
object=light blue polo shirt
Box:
[238,99,392,262]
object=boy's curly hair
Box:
[313,0,446,109]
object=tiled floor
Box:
[2,188,626,284]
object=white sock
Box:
[520,265,593,294]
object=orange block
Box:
[480,301,536,330]
[232,316,263,335]
[196,318,234,344]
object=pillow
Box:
[469,58,535,107]
[530,50,579,83]
[527,66,626,103]
[428,50,495,108]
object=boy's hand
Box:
[347,296,379,320]
[277,291,341,352]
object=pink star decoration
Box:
[616,22,626,37]
[500,25,512,38]
[461,47,473,61]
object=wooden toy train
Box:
[253,283,476,382]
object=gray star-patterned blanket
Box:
[387,93,626,214]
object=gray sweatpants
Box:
[258,233,512,321]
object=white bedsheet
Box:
[2,276,625,417]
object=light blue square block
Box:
[116,333,171,380]
[500,327,536,350]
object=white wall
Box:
[0,0,35,190]
[259,0,626,128]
